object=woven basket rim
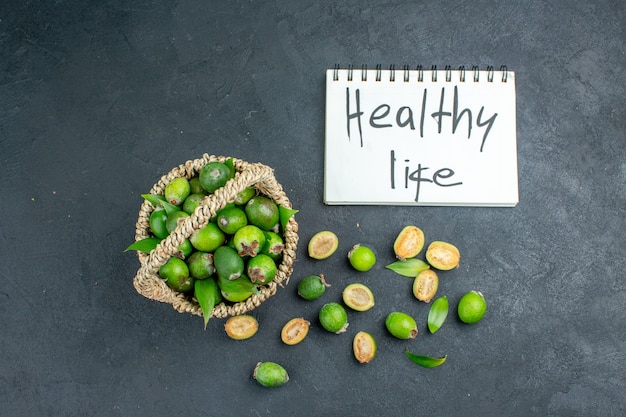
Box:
[132,154,298,318]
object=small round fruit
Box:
[190,222,225,252]
[348,244,376,272]
[186,251,215,279]
[247,253,277,284]
[189,176,207,195]
[221,290,254,303]
[308,231,339,260]
[385,311,418,339]
[213,246,245,281]
[457,291,487,324]
[425,241,461,270]
[233,225,266,257]
[262,231,284,261]
[393,225,425,261]
[158,257,193,293]
[216,206,248,234]
[413,269,439,303]
[199,161,233,193]
[182,193,204,215]
[281,318,310,345]
[342,283,375,312]
[234,186,256,205]
[177,238,193,258]
[353,331,377,364]
[165,210,190,233]
[164,177,190,206]
[224,315,258,340]
[149,208,169,239]
[319,302,349,334]
[297,274,330,301]
[245,195,279,231]
[253,362,289,388]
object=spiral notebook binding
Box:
[332,64,509,83]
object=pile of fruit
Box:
[127,158,297,326]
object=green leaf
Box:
[428,295,449,334]
[160,200,181,216]
[385,258,430,277]
[278,206,298,232]
[404,350,447,368]
[125,237,161,253]
[141,193,166,206]
[194,278,221,330]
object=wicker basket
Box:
[132,154,298,318]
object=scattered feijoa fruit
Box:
[347,244,376,272]
[425,241,461,270]
[353,331,377,364]
[253,362,289,388]
[297,274,330,300]
[393,225,425,261]
[319,302,349,334]
[385,311,418,339]
[224,315,259,340]
[457,291,487,324]
[342,283,375,312]
[281,318,310,345]
[308,230,339,260]
[412,269,439,302]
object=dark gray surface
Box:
[1,1,625,416]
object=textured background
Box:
[1,1,624,416]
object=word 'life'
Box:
[346,86,498,152]
[390,150,463,202]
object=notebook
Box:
[324,65,518,206]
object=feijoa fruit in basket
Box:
[247,253,277,284]
[385,311,418,339]
[234,186,256,205]
[159,257,194,293]
[213,245,245,281]
[425,241,461,270]
[233,225,266,257]
[199,161,233,193]
[307,230,339,260]
[261,231,285,261]
[186,251,215,279]
[245,195,280,231]
[216,206,248,234]
[253,362,289,388]
[342,283,375,311]
[297,274,330,301]
[149,207,169,239]
[164,177,190,206]
[319,302,349,334]
[393,225,425,261]
[165,210,190,233]
[190,222,225,252]
[182,193,204,215]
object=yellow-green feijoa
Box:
[190,222,225,252]
[319,302,349,334]
[253,362,289,388]
[158,257,194,293]
[216,206,248,234]
[348,244,376,272]
[385,311,418,339]
[246,253,277,284]
[164,177,190,206]
[165,210,190,233]
[297,274,330,301]
[233,225,266,257]
[234,186,256,206]
[262,231,284,261]
[245,195,280,231]
[458,291,487,324]
[182,193,205,215]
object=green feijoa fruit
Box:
[247,254,277,284]
[458,291,487,324]
[214,246,245,281]
[187,251,215,279]
[190,222,225,252]
[189,177,208,195]
[221,289,254,303]
[348,244,376,272]
[199,161,233,193]
[245,195,279,231]
[385,311,418,339]
[149,207,169,239]
[182,193,205,215]
[178,238,193,259]
[234,186,256,206]
[216,206,248,234]
[218,274,258,302]
[319,302,349,334]
[262,231,284,261]
[165,210,190,233]
[428,295,449,334]
[233,225,266,257]
[253,362,289,388]
[159,257,194,293]
[297,274,330,300]
[164,177,190,206]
